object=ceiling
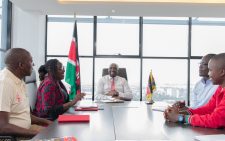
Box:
[9,0,225,17]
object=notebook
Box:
[194,134,225,141]
[58,115,90,123]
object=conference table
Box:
[32,101,225,141]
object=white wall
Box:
[12,5,46,72]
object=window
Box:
[192,18,225,56]
[143,17,188,57]
[0,0,2,48]
[190,59,201,91]
[47,17,93,56]
[0,51,4,69]
[97,16,139,55]
[0,0,11,69]
[142,59,188,102]
[46,16,224,104]
[0,0,3,69]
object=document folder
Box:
[58,115,90,123]
[75,107,98,111]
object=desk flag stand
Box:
[146,70,156,105]
[145,94,154,105]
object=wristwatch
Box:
[178,114,184,123]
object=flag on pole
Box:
[146,70,156,103]
[65,20,81,100]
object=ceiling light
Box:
[58,0,225,4]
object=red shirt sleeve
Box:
[188,86,225,128]
[188,87,220,115]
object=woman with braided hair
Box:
[33,59,85,120]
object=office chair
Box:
[102,68,128,81]
[24,70,37,111]
[0,136,16,141]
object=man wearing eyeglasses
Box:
[172,54,218,111]
[190,53,218,109]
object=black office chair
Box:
[102,68,128,81]
[0,136,16,141]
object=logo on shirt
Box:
[16,93,21,102]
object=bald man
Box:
[96,63,133,101]
[173,54,218,110]
[0,48,51,138]
[164,53,225,128]
[190,54,219,109]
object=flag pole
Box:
[65,12,81,100]
[74,12,76,21]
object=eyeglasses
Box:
[199,62,208,66]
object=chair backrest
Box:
[102,68,128,81]
[24,70,37,111]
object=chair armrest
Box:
[0,135,16,141]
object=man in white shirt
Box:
[190,53,218,109]
[96,63,133,101]
[0,48,51,138]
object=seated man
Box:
[191,54,218,109]
[0,48,52,138]
[164,53,225,128]
[96,63,133,101]
[174,54,218,110]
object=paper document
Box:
[76,100,98,108]
[194,134,225,141]
[101,98,124,103]
[152,102,171,112]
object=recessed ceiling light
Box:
[58,0,225,4]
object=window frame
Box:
[46,16,225,105]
